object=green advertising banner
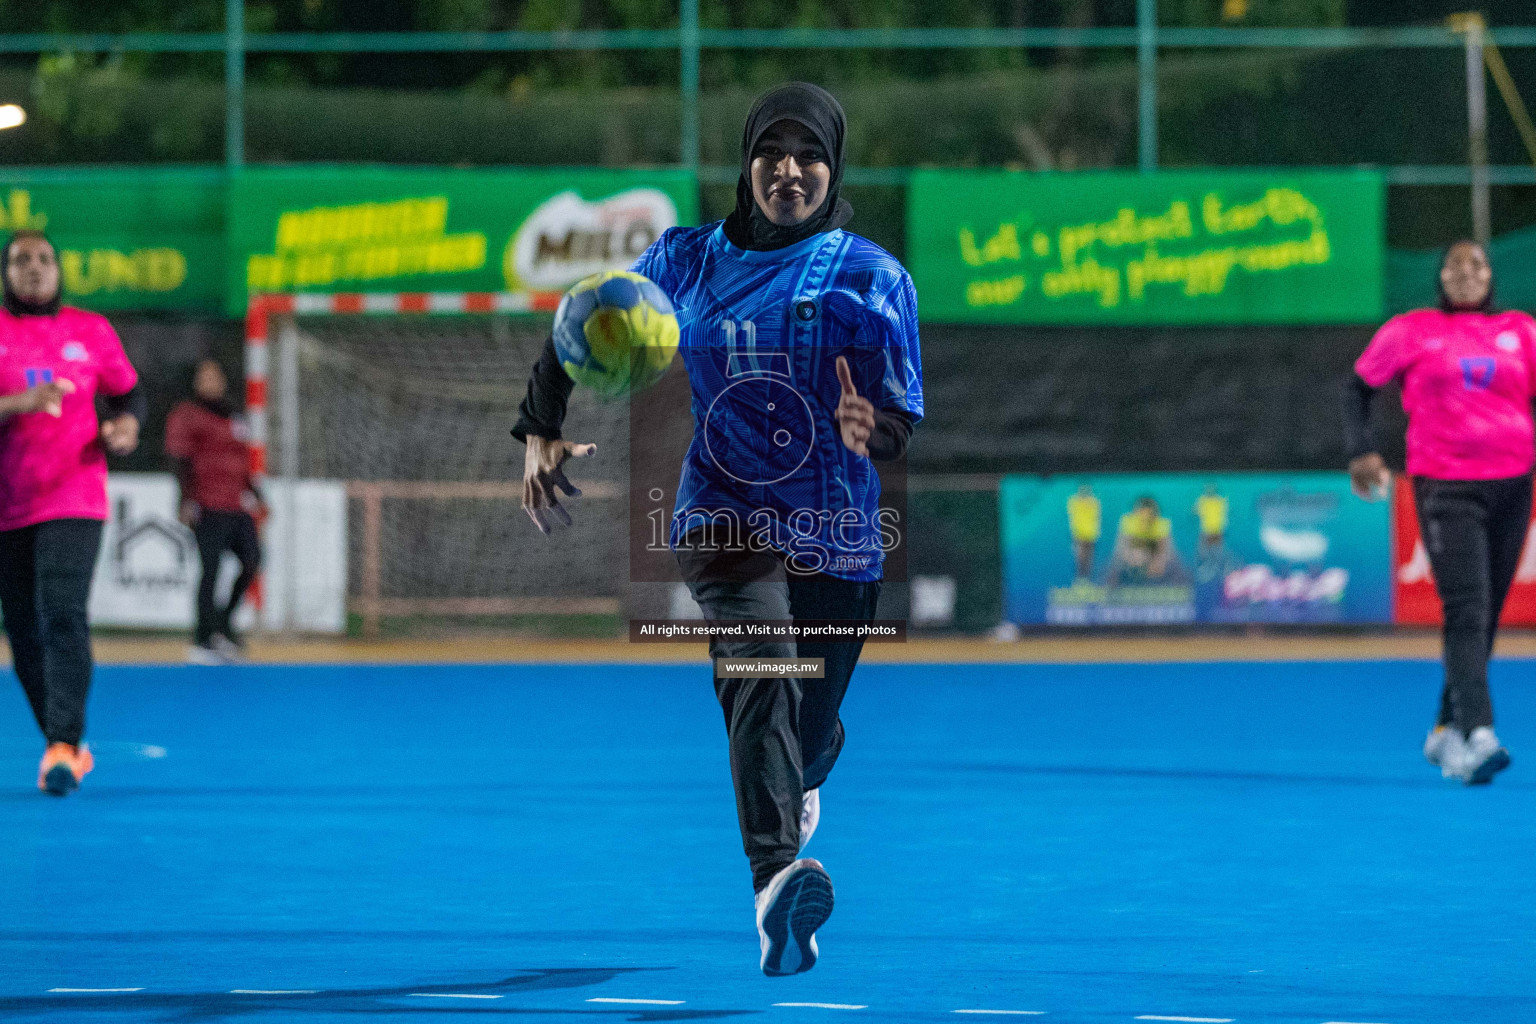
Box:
[0,169,226,313]
[909,169,1385,325]
[227,167,699,315]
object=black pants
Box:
[0,518,104,747]
[680,540,881,892]
[194,510,261,645]
[1414,474,1533,735]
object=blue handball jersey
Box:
[631,222,924,582]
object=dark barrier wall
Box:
[108,316,1406,485]
[910,325,1408,477]
[108,317,1414,487]
[106,316,247,475]
[100,316,1413,635]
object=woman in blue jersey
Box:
[513,83,923,977]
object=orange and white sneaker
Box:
[37,742,92,797]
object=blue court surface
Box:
[1,659,1533,1024]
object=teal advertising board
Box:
[227,167,699,314]
[910,170,1385,325]
[1000,472,1392,625]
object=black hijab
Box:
[1436,238,1496,314]
[2,230,62,317]
[722,82,853,252]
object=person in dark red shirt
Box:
[164,358,264,663]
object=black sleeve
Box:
[1342,372,1379,461]
[866,407,915,462]
[511,335,575,444]
[102,384,147,424]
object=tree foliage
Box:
[0,1,1360,95]
[2,0,1389,38]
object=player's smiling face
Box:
[750,120,831,227]
[1441,241,1492,309]
[6,236,59,307]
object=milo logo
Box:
[504,189,679,292]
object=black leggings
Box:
[1414,474,1533,735]
[194,510,261,645]
[679,538,881,891]
[0,518,104,747]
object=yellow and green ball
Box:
[552,271,679,399]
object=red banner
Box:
[1391,478,1536,624]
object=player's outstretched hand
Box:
[523,435,596,535]
[834,356,875,457]
[100,413,140,455]
[1348,452,1390,501]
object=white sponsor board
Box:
[259,478,348,634]
[504,188,679,291]
[90,473,347,634]
[92,474,198,629]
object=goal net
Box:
[250,293,635,637]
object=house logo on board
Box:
[112,496,191,590]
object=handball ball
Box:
[552,271,679,399]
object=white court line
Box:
[410,993,502,999]
[48,988,144,993]
[953,1012,1047,1016]
[89,742,167,759]
[230,990,318,995]
[587,998,686,1005]
[774,1003,868,1010]
[1136,1017,1234,1023]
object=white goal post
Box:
[245,291,630,637]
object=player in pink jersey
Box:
[1345,239,1535,785]
[0,231,145,796]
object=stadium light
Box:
[0,105,25,130]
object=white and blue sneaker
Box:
[799,788,820,852]
[755,858,834,977]
[1461,727,1511,786]
[1424,726,1468,779]
[186,643,227,666]
[210,632,247,664]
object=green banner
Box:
[227,167,699,315]
[0,169,226,313]
[909,169,1384,325]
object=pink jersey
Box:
[1356,308,1536,481]
[0,306,137,531]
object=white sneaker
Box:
[799,788,820,852]
[1423,726,1468,779]
[1461,727,1511,786]
[186,644,227,666]
[211,633,247,663]
[754,858,834,977]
